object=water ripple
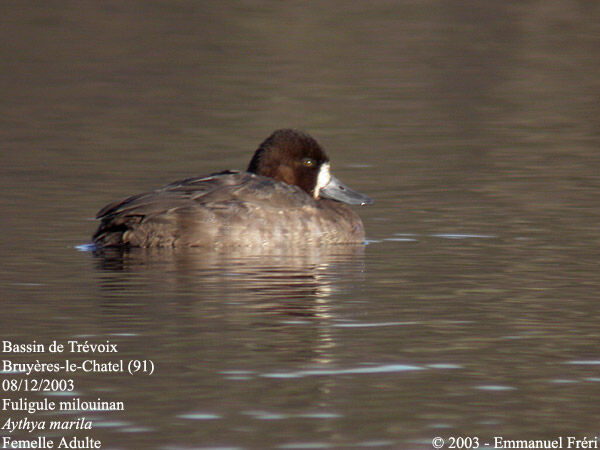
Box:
[475,385,516,391]
[178,413,221,420]
[565,360,600,365]
[75,243,96,252]
[432,233,496,239]
[261,363,423,378]
[333,321,419,328]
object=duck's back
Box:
[93,171,365,248]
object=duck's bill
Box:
[320,175,373,206]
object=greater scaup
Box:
[93,129,372,248]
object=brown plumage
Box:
[93,129,371,248]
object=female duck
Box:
[93,129,372,248]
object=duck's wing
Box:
[95,170,241,219]
[92,171,313,247]
[93,171,243,246]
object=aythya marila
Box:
[93,129,372,248]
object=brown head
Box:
[247,129,372,205]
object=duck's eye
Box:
[302,158,315,168]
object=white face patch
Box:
[314,163,331,198]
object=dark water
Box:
[2,1,600,449]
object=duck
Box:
[92,129,372,248]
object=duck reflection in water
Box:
[94,244,366,314]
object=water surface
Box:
[1,1,599,449]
